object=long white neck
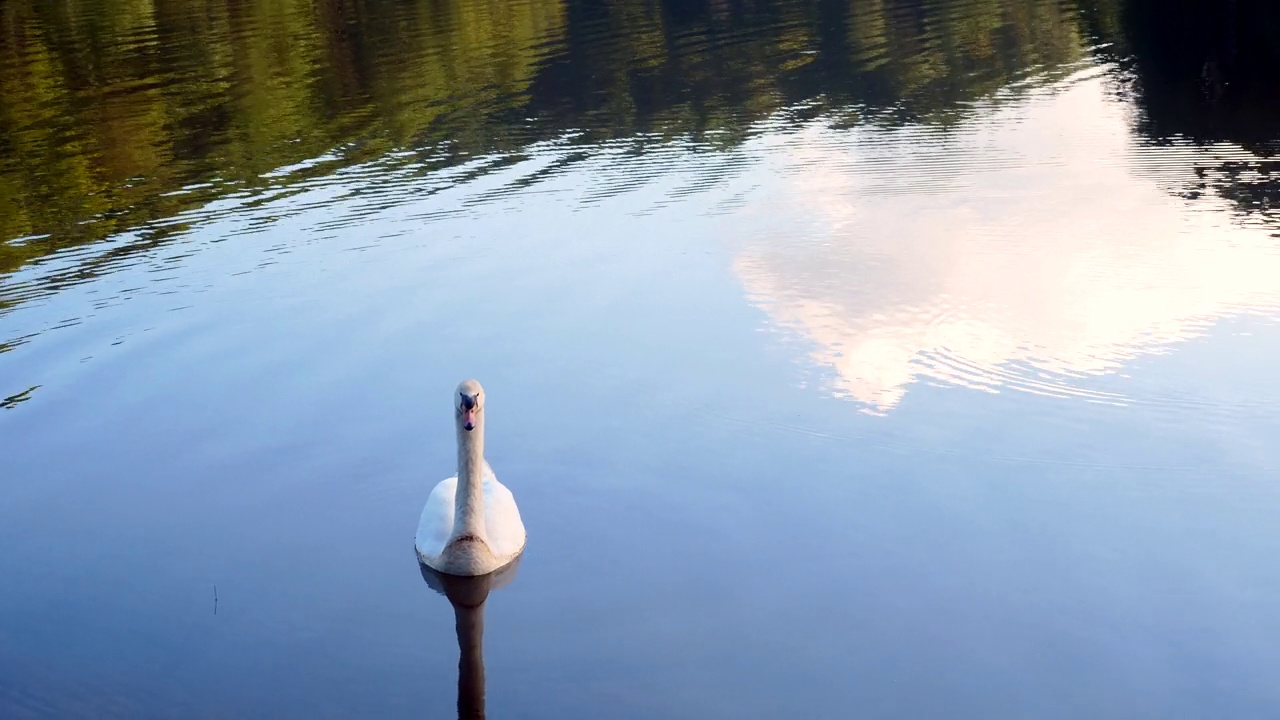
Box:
[452,416,487,542]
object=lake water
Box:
[4,0,1280,717]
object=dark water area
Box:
[4,0,1280,717]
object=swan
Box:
[416,380,526,576]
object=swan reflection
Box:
[420,557,521,719]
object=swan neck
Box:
[454,417,486,540]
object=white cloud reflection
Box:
[731,72,1280,413]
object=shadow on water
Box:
[1082,0,1280,227]
[1089,0,1280,153]
[419,558,522,720]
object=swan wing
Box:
[415,476,457,561]
[482,466,527,563]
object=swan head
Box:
[456,379,485,432]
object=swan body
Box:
[415,463,526,574]
[415,380,526,576]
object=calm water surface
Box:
[4,0,1280,717]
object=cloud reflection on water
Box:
[732,72,1280,413]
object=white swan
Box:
[416,380,526,576]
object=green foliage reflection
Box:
[0,0,1129,280]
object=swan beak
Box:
[461,410,476,431]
